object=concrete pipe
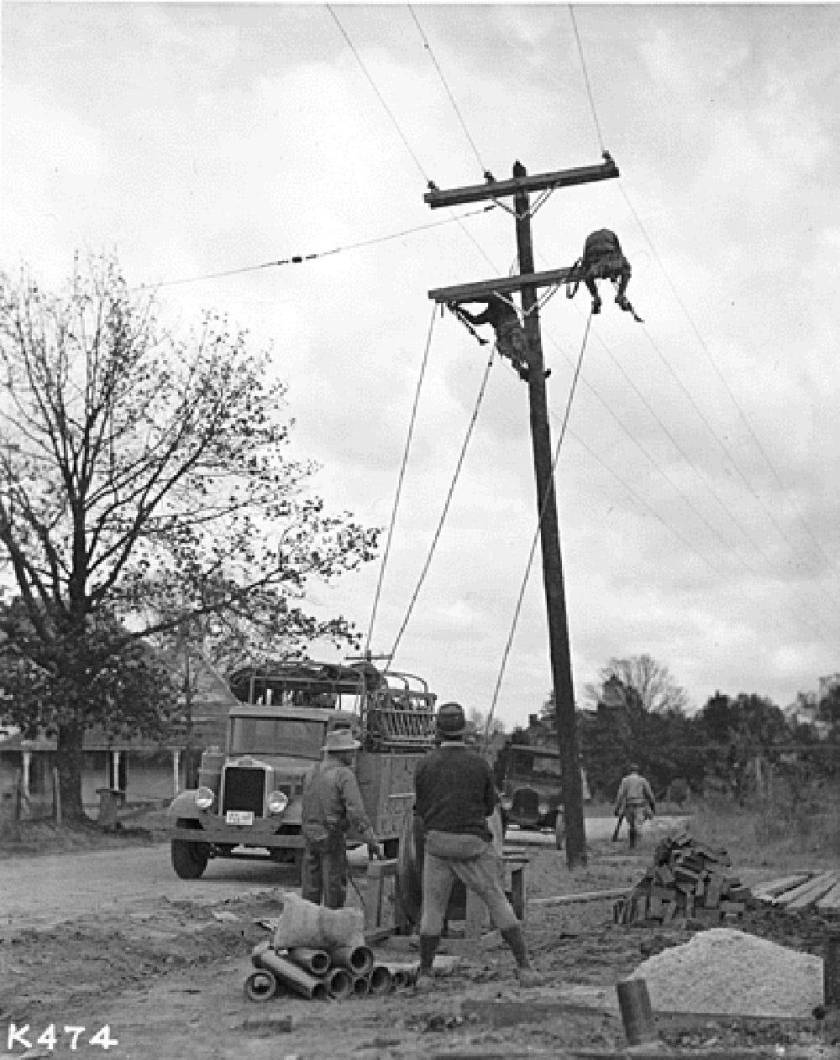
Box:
[330,944,374,976]
[368,965,393,996]
[352,975,371,998]
[251,939,272,969]
[244,970,280,1003]
[287,947,331,976]
[326,967,354,1000]
[255,948,329,1001]
[391,969,411,989]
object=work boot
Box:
[516,965,546,988]
[413,967,435,994]
[616,295,631,311]
[591,297,602,315]
[517,366,530,382]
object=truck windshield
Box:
[229,717,326,758]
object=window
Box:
[229,717,327,759]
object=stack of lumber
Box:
[750,870,840,913]
[613,832,750,926]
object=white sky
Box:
[2,2,840,729]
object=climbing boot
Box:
[591,296,602,315]
[414,933,439,992]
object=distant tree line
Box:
[513,655,840,803]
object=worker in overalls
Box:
[300,730,382,908]
[453,293,533,381]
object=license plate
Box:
[226,810,254,826]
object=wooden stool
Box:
[464,855,528,939]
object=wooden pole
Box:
[513,162,586,868]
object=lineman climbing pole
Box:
[425,156,619,868]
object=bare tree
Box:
[586,654,689,714]
[0,256,378,819]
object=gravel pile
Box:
[629,927,824,1017]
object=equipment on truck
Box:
[167,658,437,880]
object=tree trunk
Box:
[56,720,88,822]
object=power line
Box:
[407,5,487,175]
[484,313,592,741]
[327,5,431,185]
[568,6,606,154]
[365,306,437,658]
[135,206,494,291]
[388,344,496,665]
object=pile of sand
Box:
[629,927,823,1017]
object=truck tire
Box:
[171,838,209,879]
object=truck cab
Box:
[167,659,436,879]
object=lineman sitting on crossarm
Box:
[578,229,643,323]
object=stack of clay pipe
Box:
[244,939,414,1002]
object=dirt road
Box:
[2,821,834,1059]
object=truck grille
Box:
[222,766,266,817]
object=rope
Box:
[364,306,437,657]
[482,312,592,747]
[387,345,496,666]
[568,6,606,154]
[407,6,486,175]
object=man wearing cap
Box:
[300,729,382,908]
[413,701,542,989]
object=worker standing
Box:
[613,763,656,849]
[413,701,542,990]
[300,730,382,909]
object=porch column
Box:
[21,750,31,798]
[112,750,121,789]
[172,749,181,797]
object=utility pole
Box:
[425,155,618,868]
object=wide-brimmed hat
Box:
[323,729,361,754]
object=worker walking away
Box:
[613,763,655,849]
[413,701,543,990]
[579,229,643,322]
[452,293,549,383]
[300,730,382,909]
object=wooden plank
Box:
[531,888,629,906]
[460,998,610,1029]
[428,266,577,305]
[750,873,811,900]
[774,870,837,908]
[786,871,838,910]
[424,159,619,209]
[816,880,840,911]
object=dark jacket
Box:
[414,743,496,841]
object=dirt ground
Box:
[2,824,839,1059]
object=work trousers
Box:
[419,843,519,937]
[301,840,348,909]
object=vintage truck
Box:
[167,658,437,880]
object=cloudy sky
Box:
[2,3,839,729]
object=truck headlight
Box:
[538,801,550,817]
[267,790,289,814]
[500,796,513,811]
[195,786,215,810]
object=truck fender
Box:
[168,790,200,819]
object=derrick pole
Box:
[425,154,619,868]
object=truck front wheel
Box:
[171,838,209,879]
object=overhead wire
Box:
[386,344,496,666]
[562,14,840,643]
[133,207,496,291]
[407,5,487,175]
[364,306,437,659]
[569,3,839,584]
[483,312,592,744]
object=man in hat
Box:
[300,729,382,908]
[613,763,655,848]
[412,701,542,990]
